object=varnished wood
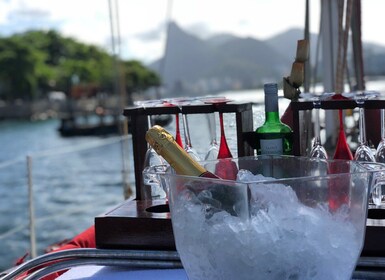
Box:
[95,199,175,250]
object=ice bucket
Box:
[147,155,385,280]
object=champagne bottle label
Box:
[260,138,283,155]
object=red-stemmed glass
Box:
[204,98,233,158]
[162,98,184,148]
[174,113,183,148]
[331,94,353,160]
[165,97,201,161]
[204,97,237,180]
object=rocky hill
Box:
[150,22,385,97]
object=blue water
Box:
[0,119,131,270]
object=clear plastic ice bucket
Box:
[147,155,385,280]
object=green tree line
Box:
[0,30,160,102]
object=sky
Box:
[0,0,384,64]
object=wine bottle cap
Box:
[264,83,278,95]
[264,83,278,112]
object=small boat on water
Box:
[58,113,172,137]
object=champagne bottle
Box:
[255,83,293,155]
[146,125,242,217]
[146,125,219,179]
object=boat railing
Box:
[0,135,133,272]
[0,248,182,280]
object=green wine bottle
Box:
[255,83,293,155]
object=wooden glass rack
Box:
[290,97,385,156]
[123,102,254,200]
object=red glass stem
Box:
[217,112,233,159]
[175,114,183,148]
[333,109,353,160]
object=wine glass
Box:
[162,98,184,147]
[135,99,167,199]
[181,111,201,161]
[331,94,354,160]
[204,97,233,159]
[168,97,201,161]
[309,97,328,159]
[353,93,376,162]
[374,109,385,206]
[353,93,379,206]
[204,112,219,160]
[204,97,238,180]
[375,109,385,163]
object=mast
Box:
[320,0,339,148]
[351,0,365,91]
[108,0,132,198]
[157,0,173,99]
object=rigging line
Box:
[29,135,131,159]
[304,0,310,92]
[0,222,28,240]
[0,157,24,169]
[335,0,345,94]
[312,0,324,94]
[157,0,174,98]
[351,0,365,90]
[111,0,132,197]
[340,0,354,92]
[327,0,336,92]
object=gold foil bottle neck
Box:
[146,125,207,176]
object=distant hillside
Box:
[265,28,318,64]
[150,22,385,97]
[150,22,291,96]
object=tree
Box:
[124,60,161,93]
[0,37,42,101]
[0,30,161,102]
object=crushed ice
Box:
[171,169,362,280]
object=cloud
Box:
[135,23,166,42]
[185,22,212,39]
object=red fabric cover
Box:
[18,225,95,279]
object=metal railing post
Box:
[27,155,37,259]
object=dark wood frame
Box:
[123,102,254,200]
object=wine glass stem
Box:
[147,115,152,148]
[358,107,366,145]
[314,108,321,141]
[218,112,232,158]
[175,113,183,147]
[219,112,225,139]
[208,113,217,145]
[182,114,192,148]
[381,109,385,140]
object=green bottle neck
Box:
[265,111,281,123]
